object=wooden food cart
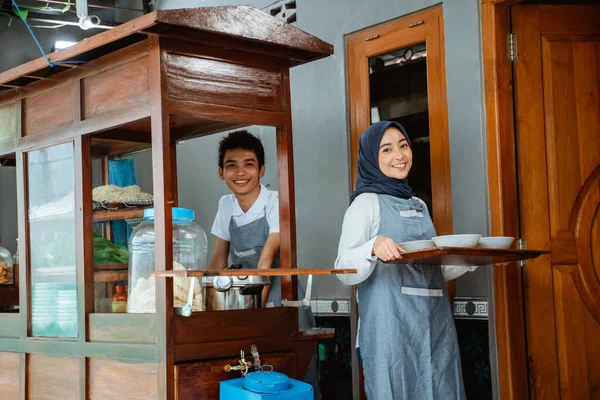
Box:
[0,6,346,399]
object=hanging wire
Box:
[10,0,85,68]
[0,11,14,35]
[30,23,66,28]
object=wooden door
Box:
[513,5,600,399]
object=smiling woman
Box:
[335,120,477,399]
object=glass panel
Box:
[369,42,433,215]
[28,143,77,337]
[89,150,153,313]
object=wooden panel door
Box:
[513,5,600,400]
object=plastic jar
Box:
[0,244,14,285]
[127,207,207,313]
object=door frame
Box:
[345,6,453,399]
[346,5,453,236]
[481,1,529,399]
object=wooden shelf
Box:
[30,206,148,223]
[152,268,357,278]
[29,213,74,222]
[93,208,148,222]
[93,263,128,282]
[94,263,128,271]
[94,270,128,282]
[382,247,550,266]
[0,286,19,307]
[32,266,76,277]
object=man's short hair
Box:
[218,130,265,169]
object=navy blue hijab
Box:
[350,121,413,204]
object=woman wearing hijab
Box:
[335,121,476,399]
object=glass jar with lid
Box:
[0,244,14,285]
[127,207,207,313]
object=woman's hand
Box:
[371,236,406,262]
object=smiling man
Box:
[207,130,280,307]
[208,130,322,399]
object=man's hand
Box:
[372,236,406,262]
[257,233,280,307]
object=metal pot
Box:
[205,274,269,311]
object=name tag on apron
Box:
[401,287,443,297]
[399,210,423,218]
[233,248,257,258]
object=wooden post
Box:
[149,36,175,400]
[74,135,94,399]
[277,68,298,305]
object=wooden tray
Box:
[383,247,550,266]
[152,268,357,278]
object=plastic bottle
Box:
[112,285,127,313]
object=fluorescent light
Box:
[55,40,77,50]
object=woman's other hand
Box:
[372,236,406,261]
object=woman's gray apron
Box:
[229,211,321,399]
[357,195,465,400]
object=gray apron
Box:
[357,195,466,400]
[229,211,322,399]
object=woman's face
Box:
[378,127,413,180]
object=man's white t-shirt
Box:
[211,184,279,241]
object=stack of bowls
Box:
[57,284,77,336]
[31,282,58,336]
[31,282,77,337]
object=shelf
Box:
[32,266,76,276]
[31,266,127,282]
[29,212,74,222]
[94,270,128,282]
[93,208,148,222]
[0,286,19,307]
[94,263,128,271]
[29,207,148,223]
[382,247,550,266]
[152,268,358,278]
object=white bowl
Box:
[478,236,515,249]
[398,240,436,252]
[432,234,481,248]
